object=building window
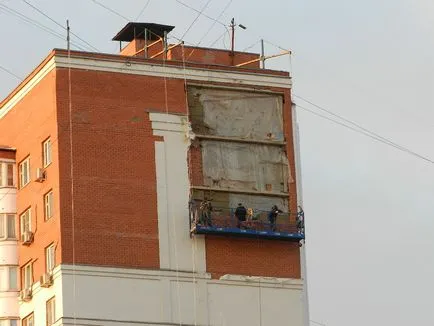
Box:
[43,138,52,168]
[8,267,17,290]
[0,162,14,187]
[45,244,55,273]
[22,263,33,290]
[44,191,53,220]
[19,157,30,188]
[0,320,18,326]
[0,214,16,240]
[22,313,34,326]
[20,209,31,236]
[46,297,56,325]
[0,266,18,291]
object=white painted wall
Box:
[0,163,19,323]
[150,112,207,273]
[0,188,16,214]
[56,264,303,326]
[0,241,18,265]
[19,266,63,324]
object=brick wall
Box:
[0,70,61,287]
[205,236,301,279]
[55,68,188,269]
[0,53,297,285]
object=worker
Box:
[234,203,247,228]
[268,205,282,231]
[200,198,213,227]
[297,205,305,234]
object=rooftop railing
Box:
[189,203,305,241]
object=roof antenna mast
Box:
[230,18,247,65]
[67,19,70,52]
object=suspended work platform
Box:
[189,204,305,242]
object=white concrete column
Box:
[150,112,206,273]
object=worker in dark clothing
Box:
[268,205,282,231]
[234,203,247,228]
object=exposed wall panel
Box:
[188,87,284,141]
[201,140,290,194]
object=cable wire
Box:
[21,0,100,52]
[0,65,22,81]
[209,30,227,48]
[135,0,152,20]
[0,3,88,51]
[90,0,129,21]
[296,104,434,165]
[186,0,233,60]
[180,0,213,40]
[175,0,226,27]
[294,95,434,164]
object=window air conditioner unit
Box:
[35,168,46,182]
[20,288,33,301]
[40,272,54,288]
[21,231,34,246]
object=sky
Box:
[1,1,434,325]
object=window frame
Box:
[45,244,55,273]
[43,138,52,168]
[22,262,33,290]
[0,320,19,326]
[22,313,34,326]
[46,296,56,326]
[8,266,18,291]
[44,190,54,221]
[0,214,16,240]
[19,156,30,189]
[20,209,31,236]
[0,162,15,187]
[0,266,18,291]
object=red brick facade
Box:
[0,46,299,285]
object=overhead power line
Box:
[195,0,233,48]
[135,0,152,21]
[21,0,100,52]
[0,3,88,51]
[294,94,434,164]
[0,65,23,81]
[174,0,291,54]
[90,0,129,21]
[180,0,214,40]
[175,0,226,27]
[296,103,434,165]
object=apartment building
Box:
[0,22,305,326]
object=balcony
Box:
[189,203,304,241]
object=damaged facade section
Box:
[201,141,291,194]
[188,86,285,141]
[188,86,293,214]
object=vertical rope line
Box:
[161,36,183,326]
[67,36,77,326]
[181,43,199,326]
